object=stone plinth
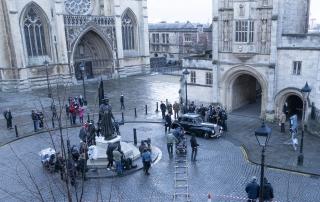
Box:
[87,136,140,167]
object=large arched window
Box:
[23,5,49,57]
[121,9,137,50]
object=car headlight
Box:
[212,130,215,134]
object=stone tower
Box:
[281,0,310,34]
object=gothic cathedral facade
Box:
[0,0,150,91]
[210,0,319,120]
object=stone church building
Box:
[0,0,150,92]
[183,0,320,120]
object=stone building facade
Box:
[183,0,320,120]
[148,22,211,68]
[0,0,150,92]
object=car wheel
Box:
[204,132,209,139]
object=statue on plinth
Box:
[99,98,116,140]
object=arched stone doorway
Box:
[221,66,268,117]
[286,95,303,119]
[73,30,113,80]
[231,74,262,114]
[274,88,303,119]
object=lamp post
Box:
[297,82,311,166]
[255,122,272,202]
[182,68,190,113]
[79,62,87,103]
[43,60,52,98]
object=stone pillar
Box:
[5,0,31,91]
[113,0,124,77]
[138,0,150,74]
[54,0,70,77]
[212,0,219,104]
[265,0,279,122]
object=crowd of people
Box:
[245,176,274,202]
[31,110,45,132]
[161,100,229,133]
[66,95,86,125]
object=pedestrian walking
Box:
[79,106,84,124]
[279,112,286,133]
[113,149,123,175]
[141,148,151,175]
[31,110,39,132]
[166,132,177,158]
[263,177,274,202]
[167,103,173,115]
[120,93,125,110]
[79,95,85,106]
[38,111,44,129]
[51,101,57,119]
[218,108,228,132]
[245,176,259,202]
[173,101,180,119]
[160,101,166,119]
[69,104,77,125]
[106,145,114,170]
[3,109,13,129]
[164,113,172,133]
[190,134,199,161]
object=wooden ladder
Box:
[173,153,190,202]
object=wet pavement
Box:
[0,74,320,201]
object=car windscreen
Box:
[193,117,203,124]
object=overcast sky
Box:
[148,0,320,25]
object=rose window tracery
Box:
[65,0,93,15]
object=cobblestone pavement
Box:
[0,123,320,201]
[0,74,320,201]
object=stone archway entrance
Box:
[73,30,113,80]
[274,88,303,120]
[221,66,268,118]
[285,95,303,119]
[230,74,262,116]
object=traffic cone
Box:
[207,193,212,202]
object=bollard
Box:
[145,105,148,115]
[134,108,137,117]
[14,125,19,137]
[156,102,159,112]
[121,112,124,122]
[207,193,212,202]
[87,114,90,122]
[133,128,137,145]
[52,117,55,128]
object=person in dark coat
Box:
[31,110,39,132]
[120,93,125,110]
[3,109,13,129]
[160,101,167,119]
[263,177,274,202]
[190,134,199,161]
[164,114,172,133]
[106,143,115,169]
[245,176,260,202]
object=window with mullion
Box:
[235,20,254,43]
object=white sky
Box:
[148,0,320,25]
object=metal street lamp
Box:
[255,122,272,202]
[297,82,311,166]
[79,62,87,104]
[43,60,52,98]
[182,68,190,113]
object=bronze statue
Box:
[99,98,116,140]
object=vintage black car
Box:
[172,113,221,138]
